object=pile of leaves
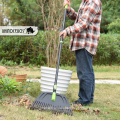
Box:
[2,94,35,109]
[71,103,101,115]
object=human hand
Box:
[59,29,67,39]
[63,0,71,11]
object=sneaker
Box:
[73,100,82,105]
[73,100,90,106]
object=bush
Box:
[0,75,21,98]
[95,34,120,65]
[108,18,120,34]
[0,32,120,66]
[0,31,47,65]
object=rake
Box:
[30,5,73,115]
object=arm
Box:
[66,8,78,21]
[66,2,100,35]
[63,0,77,21]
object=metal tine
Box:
[36,101,39,108]
[31,101,73,115]
[46,103,50,110]
[45,103,48,110]
[41,103,44,110]
[48,104,51,110]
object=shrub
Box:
[0,31,47,65]
[0,75,21,98]
[108,18,120,34]
[95,34,120,65]
[0,32,120,66]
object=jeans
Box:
[75,49,95,105]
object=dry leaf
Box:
[105,112,109,114]
[2,103,7,106]
[107,102,110,104]
[110,109,120,113]
[93,109,100,115]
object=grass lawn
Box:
[0,83,120,120]
[6,65,120,80]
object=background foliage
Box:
[1,0,43,28]
[0,0,120,66]
[0,32,120,66]
[1,0,120,33]
[0,31,47,65]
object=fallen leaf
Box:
[93,109,100,115]
[96,109,100,115]
[39,116,44,120]
[107,102,110,104]
[105,112,109,114]
[2,103,7,106]
[110,109,120,113]
[85,108,90,113]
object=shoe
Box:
[73,100,90,106]
[73,100,82,105]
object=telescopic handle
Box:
[54,7,67,85]
[51,5,68,101]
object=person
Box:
[60,0,102,105]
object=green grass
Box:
[0,83,120,120]
[60,65,120,72]
[6,65,120,80]
[61,65,120,80]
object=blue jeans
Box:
[75,49,95,105]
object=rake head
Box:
[30,92,73,115]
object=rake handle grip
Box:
[65,4,68,9]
